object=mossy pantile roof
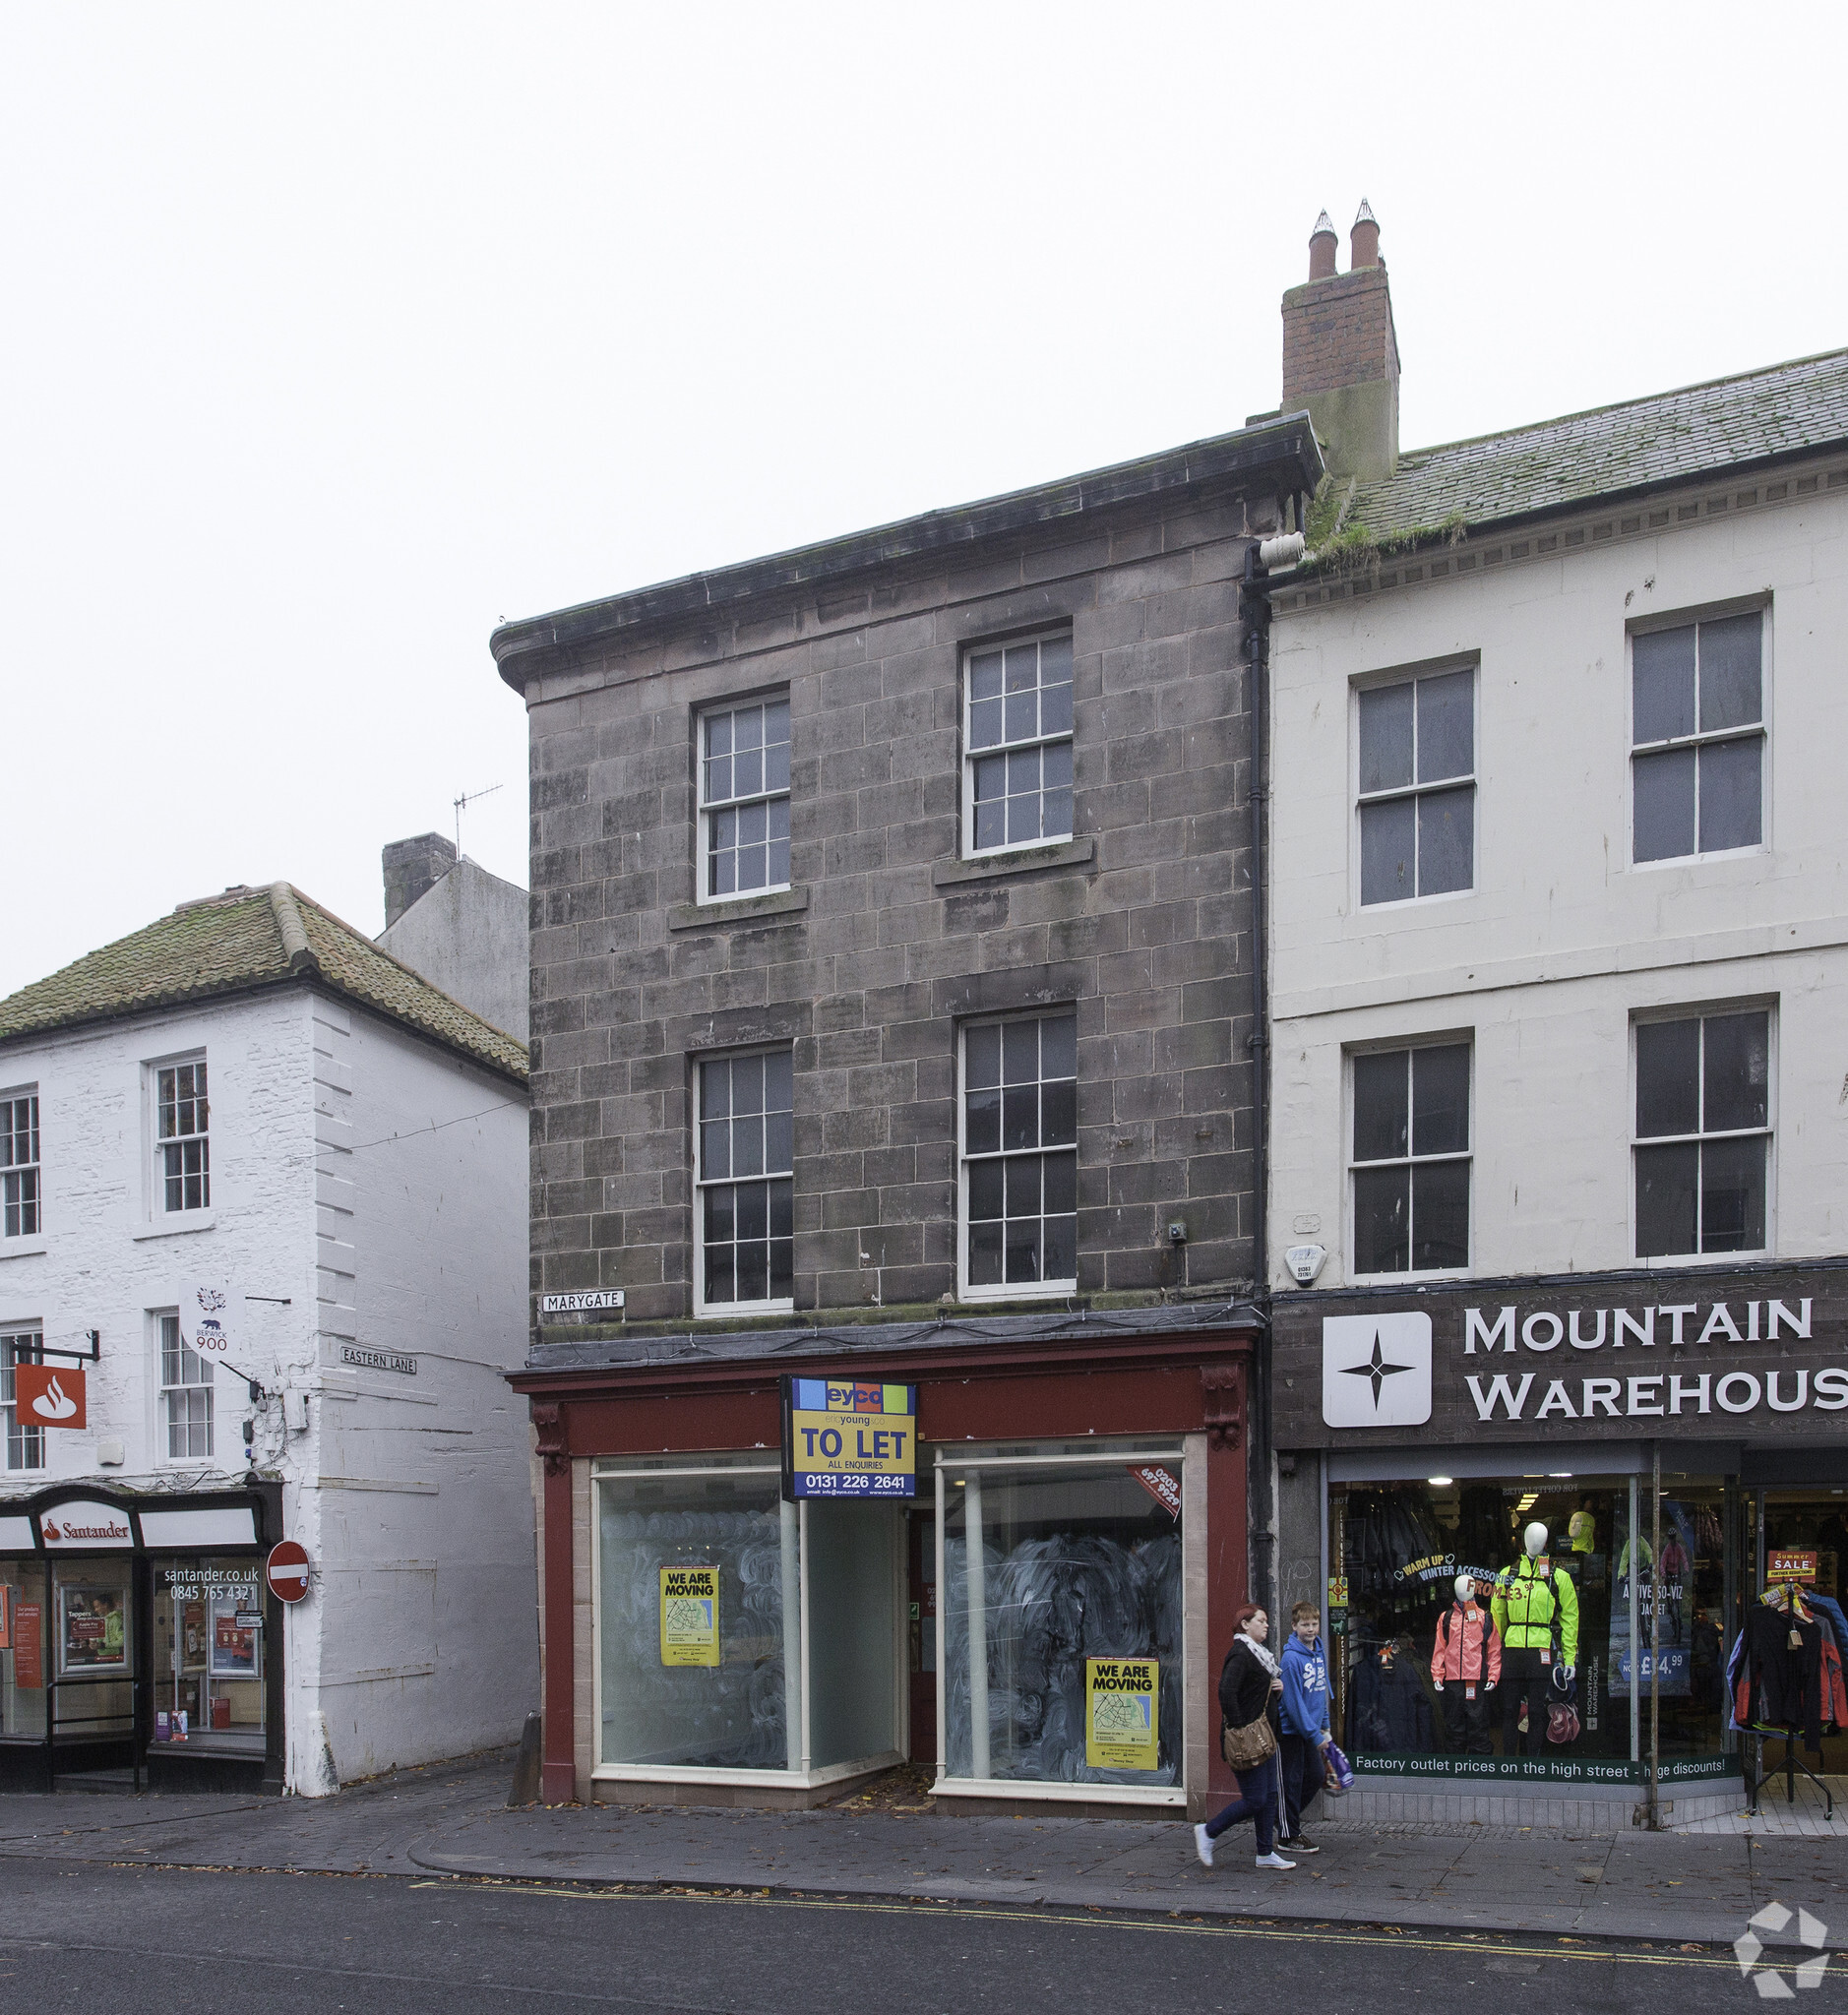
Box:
[0,884,526,1083]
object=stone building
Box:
[494,416,1321,1810]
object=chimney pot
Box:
[1350,197,1380,271]
[1308,209,1337,281]
[382,831,457,931]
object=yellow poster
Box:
[1084,1657,1158,1770]
[658,1566,720,1667]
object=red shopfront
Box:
[512,1320,1257,1817]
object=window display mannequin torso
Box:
[1492,1522,1578,1757]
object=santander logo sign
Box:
[37,1500,133,1549]
[14,1364,86,1430]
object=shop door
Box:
[908,1507,937,1767]
[48,1557,139,1782]
[802,1500,903,1772]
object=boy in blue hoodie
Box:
[1278,1601,1331,1852]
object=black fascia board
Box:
[491,417,1323,691]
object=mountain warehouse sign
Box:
[1270,1268,1848,1446]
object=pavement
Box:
[0,1749,1842,1948]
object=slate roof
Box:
[0,885,527,1083]
[1351,347,1848,540]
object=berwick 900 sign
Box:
[782,1377,917,1500]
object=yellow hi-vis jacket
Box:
[1492,1556,1579,1666]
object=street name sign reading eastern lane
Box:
[781,1377,917,1500]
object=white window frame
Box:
[2,1327,44,1473]
[960,629,1076,862]
[0,1086,40,1240]
[693,1046,795,1319]
[1630,1001,1775,1263]
[1352,661,1477,909]
[1628,602,1770,870]
[1346,1035,1474,1281]
[696,693,792,905]
[956,1011,1079,1303]
[152,1054,211,1217]
[157,1310,215,1461]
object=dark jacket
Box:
[1218,1637,1282,1737]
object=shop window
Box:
[595,1464,799,1773]
[1350,1042,1470,1275]
[963,632,1075,857]
[1357,667,1474,905]
[53,1564,133,1742]
[159,1313,215,1459]
[1328,1473,1734,1780]
[959,1012,1078,1298]
[699,696,791,901]
[1,1328,44,1473]
[695,1050,794,1315]
[1633,1008,1770,1257]
[150,1558,265,1752]
[942,1453,1183,1788]
[1,1089,39,1238]
[1632,611,1764,864]
[155,1058,210,1213]
[0,1561,48,1741]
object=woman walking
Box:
[1194,1604,1295,1871]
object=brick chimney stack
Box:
[1281,200,1400,483]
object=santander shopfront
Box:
[1270,1259,1848,1825]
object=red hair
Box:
[1232,1602,1265,1633]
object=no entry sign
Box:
[265,1540,312,1605]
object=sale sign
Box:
[14,1364,85,1430]
[1768,1550,1818,1585]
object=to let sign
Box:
[782,1378,917,1499]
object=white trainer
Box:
[1193,1822,1215,1867]
[1255,1850,1297,1869]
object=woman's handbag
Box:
[1220,1711,1277,1770]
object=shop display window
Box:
[596,1463,799,1773]
[0,1561,48,1740]
[1328,1471,1735,1779]
[151,1557,265,1753]
[940,1448,1184,1789]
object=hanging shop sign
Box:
[179,1282,236,1357]
[658,1566,720,1667]
[1271,1267,1848,1446]
[1084,1657,1159,1770]
[14,1364,86,1431]
[781,1378,917,1499]
[14,1604,43,1688]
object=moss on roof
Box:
[0,885,526,1083]
[1349,346,1848,545]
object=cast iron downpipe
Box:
[1241,532,1276,1621]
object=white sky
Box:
[4,3,1842,1001]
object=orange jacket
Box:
[1433,1601,1502,1686]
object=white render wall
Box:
[0,982,531,1794]
[1266,465,1848,1289]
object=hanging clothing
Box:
[1493,1555,1580,1666]
[1432,1599,1502,1685]
[1738,1601,1824,1751]
[1349,1646,1433,1751]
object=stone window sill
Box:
[133,1212,216,1241]
[668,887,809,932]
[932,837,1094,888]
[0,1236,47,1260]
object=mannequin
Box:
[1492,1520,1579,1757]
[1431,1573,1501,1754]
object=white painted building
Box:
[0,882,532,1794]
[1253,207,1848,1821]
